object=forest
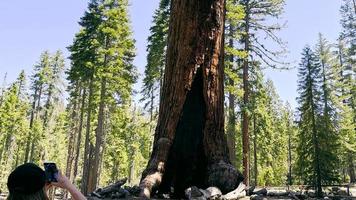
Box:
[0,0,355,199]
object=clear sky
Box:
[0,0,343,108]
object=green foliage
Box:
[101,107,151,185]
[0,0,354,194]
[250,71,292,186]
[0,75,29,189]
[295,45,341,190]
[238,0,288,68]
[141,0,170,123]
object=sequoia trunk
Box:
[139,0,243,198]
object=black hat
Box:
[7,163,46,195]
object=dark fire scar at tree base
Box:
[139,0,244,198]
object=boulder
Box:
[253,188,267,196]
[222,182,246,200]
[250,194,267,200]
[206,187,222,199]
[246,186,255,196]
[185,186,206,200]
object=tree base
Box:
[206,160,244,194]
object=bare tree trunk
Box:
[24,87,38,163]
[29,84,43,162]
[253,115,257,186]
[73,87,86,181]
[287,119,292,186]
[81,77,94,195]
[227,23,237,167]
[64,83,80,198]
[43,84,53,129]
[87,143,96,193]
[139,0,243,198]
[89,77,107,193]
[242,0,250,186]
[348,154,355,183]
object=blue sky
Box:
[0,0,342,108]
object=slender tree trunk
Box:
[73,87,86,180]
[65,83,80,199]
[227,23,237,167]
[253,115,257,186]
[24,88,38,163]
[29,84,43,162]
[43,84,53,129]
[242,0,250,186]
[81,77,94,195]
[348,154,355,183]
[287,120,292,186]
[308,67,322,197]
[140,0,242,197]
[128,159,135,185]
[87,143,96,193]
[89,77,107,193]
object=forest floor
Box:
[0,186,355,199]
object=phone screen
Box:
[44,162,58,182]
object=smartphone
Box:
[44,162,58,182]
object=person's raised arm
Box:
[51,171,86,200]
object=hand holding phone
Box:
[44,162,58,182]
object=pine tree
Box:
[339,0,356,182]
[0,73,29,189]
[225,0,245,168]
[314,34,341,184]
[236,0,287,185]
[333,38,356,183]
[43,50,65,128]
[24,51,51,163]
[141,0,170,126]
[296,46,323,196]
[67,0,137,194]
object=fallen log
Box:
[267,191,289,197]
[253,188,267,196]
[92,178,128,197]
[222,182,246,200]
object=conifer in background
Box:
[236,0,287,185]
[296,46,323,196]
[141,0,170,127]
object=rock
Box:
[336,190,348,196]
[185,186,205,200]
[306,190,315,197]
[267,191,289,196]
[206,187,222,199]
[91,178,128,198]
[123,185,141,196]
[200,189,212,199]
[253,188,267,196]
[110,188,130,199]
[223,182,246,200]
[246,186,255,196]
[294,192,307,200]
[90,192,102,198]
[332,187,340,193]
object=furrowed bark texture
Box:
[139,0,243,198]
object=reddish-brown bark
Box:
[139,0,243,198]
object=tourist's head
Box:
[7,163,48,200]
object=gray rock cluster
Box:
[184,183,246,200]
[89,178,141,199]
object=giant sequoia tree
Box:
[139,0,243,198]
